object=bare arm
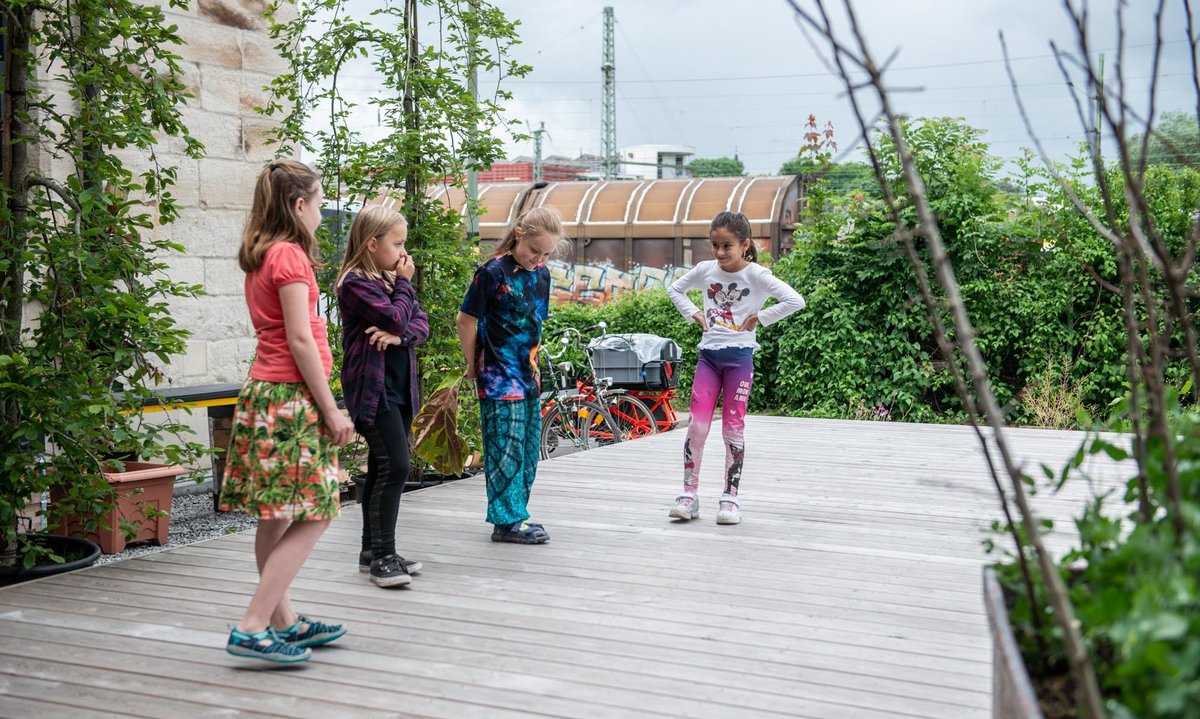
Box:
[281,283,354,445]
[456,311,478,379]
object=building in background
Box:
[619,144,695,180]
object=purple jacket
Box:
[337,272,429,425]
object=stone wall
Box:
[143,0,295,385]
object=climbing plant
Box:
[0,0,205,566]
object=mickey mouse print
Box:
[706,282,751,331]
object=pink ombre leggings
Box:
[683,347,754,497]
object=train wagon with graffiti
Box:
[369,176,804,305]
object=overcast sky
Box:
[327,0,1192,176]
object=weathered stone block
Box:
[199,0,267,31]
[198,157,261,209]
[180,340,210,378]
[200,65,244,115]
[241,30,289,75]
[171,16,242,70]
[241,118,286,162]
[208,338,256,382]
[239,71,275,116]
[175,106,243,160]
[204,257,246,297]
[163,255,206,286]
[170,294,251,341]
[168,208,247,257]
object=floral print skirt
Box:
[218,379,341,521]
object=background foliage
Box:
[563,116,1199,432]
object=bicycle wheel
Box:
[541,398,620,459]
[605,394,658,440]
[577,398,622,449]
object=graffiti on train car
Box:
[546,260,691,305]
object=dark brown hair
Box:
[237,159,322,273]
[710,211,757,262]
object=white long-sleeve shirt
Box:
[667,260,806,351]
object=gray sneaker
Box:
[668,494,699,520]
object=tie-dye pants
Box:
[480,396,541,526]
[683,346,754,497]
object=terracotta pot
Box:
[53,462,187,554]
[983,567,1046,719]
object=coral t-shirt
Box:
[245,241,332,383]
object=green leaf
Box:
[411,374,468,477]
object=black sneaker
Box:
[491,520,550,544]
[359,549,422,575]
[369,554,413,588]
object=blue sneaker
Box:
[275,615,348,648]
[226,627,311,663]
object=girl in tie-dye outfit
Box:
[456,208,564,543]
[666,211,805,524]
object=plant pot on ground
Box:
[0,534,101,588]
[50,462,187,554]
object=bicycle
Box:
[538,329,622,460]
[554,323,660,443]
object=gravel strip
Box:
[94,491,259,565]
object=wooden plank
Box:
[0,417,1129,719]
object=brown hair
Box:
[237,159,322,273]
[336,205,408,289]
[494,206,566,258]
[710,210,757,262]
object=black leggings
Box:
[356,402,413,559]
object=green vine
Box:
[0,0,207,566]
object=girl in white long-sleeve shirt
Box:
[666,211,806,524]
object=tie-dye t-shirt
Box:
[460,255,550,400]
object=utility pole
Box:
[601,6,616,179]
[532,121,547,183]
[466,1,480,243]
[1093,53,1104,163]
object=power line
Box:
[502,40,1189,85]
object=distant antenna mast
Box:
[601,6,616,179]
[532,121,548,183]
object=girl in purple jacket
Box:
[336,205,429,588]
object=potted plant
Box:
[50,461,189,554]
[0,1,204,573]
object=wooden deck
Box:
[0,416,1126,719]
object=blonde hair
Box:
[494,207,565,258]
[237,159,322,273]
[336,205,408,289]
